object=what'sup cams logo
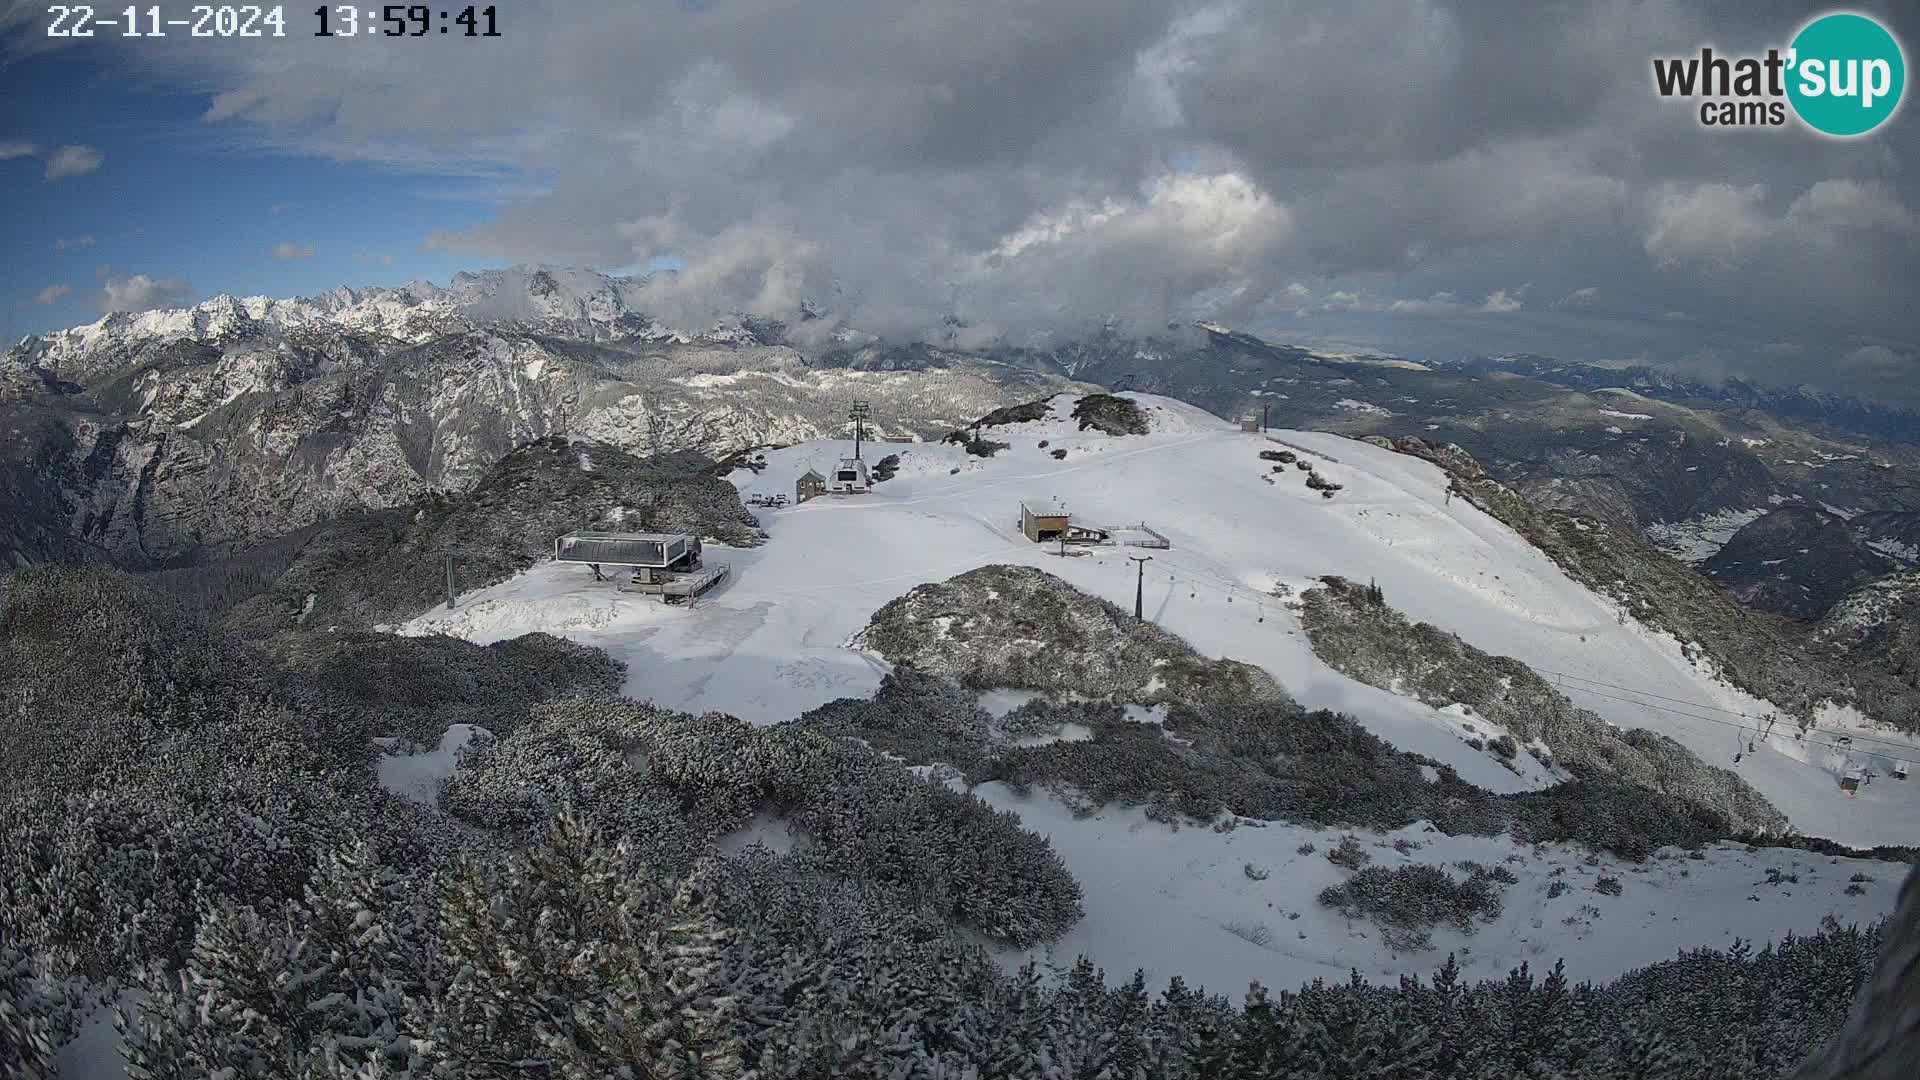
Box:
[1653,11,1905,136]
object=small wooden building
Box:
[1021,503,1071,543]
[1842,768,1864,796]
[1239,417,1261,432]
[796,469,826,504]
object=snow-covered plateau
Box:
[389,392,1917,997]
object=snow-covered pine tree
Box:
[415,838,600,1075]
[119,901,314,1079]
[1099,968,1154,1079]
[1145,975,1238,1080]
[1286,972,1435,1080]
[966,962,1052,1077]
[293,840,433,1077]
[0,941,64,1080]
[558,868,745,1079]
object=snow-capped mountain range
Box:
[0,266,1078,570]
[7,266,723,381]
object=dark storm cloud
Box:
[18,0,1919,395]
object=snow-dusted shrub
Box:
[138,521,329,615]
[0,567,269,794]
[800,668,995,772]
[993,714,1227,823]
[448,696,1083,946]
[0,698,465,983]
[782,740,1083,944]
[1317,864,1506,947]
[1327,835,1373,870]
[274,629,625,754]
[1070,394,1149,436]
[1500,780,1730,860]
[856,584,1755,858]
[974,399,1054,428]
[441,697,713,864]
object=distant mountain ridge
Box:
[1448,354,1920,445]
[9,267,680,383]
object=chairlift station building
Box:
[831,456,872,494]
[553,530,729,602]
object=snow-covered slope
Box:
[400,392,1918,994]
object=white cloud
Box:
[1480,286,1526,313]
[53,234,95,251]
[98,273,193,313]
[1553,286,1599,308]
[271,241,316,260]
[44,144,103,180]
[0,140,37,160]
[33,284,71,305]
[1842,344,1912,373]
[1312,285,1526,317]
[1642,183,1770,272]
[1786,180,1916,234]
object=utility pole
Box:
[1130,554,1153,620]
[445,550,455,610]
[1262,401,1269,432]
[850,400,870,460]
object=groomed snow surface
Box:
[398,392,1919,998]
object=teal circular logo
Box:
[1787,13,1906,136]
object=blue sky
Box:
[0,36,510,342]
